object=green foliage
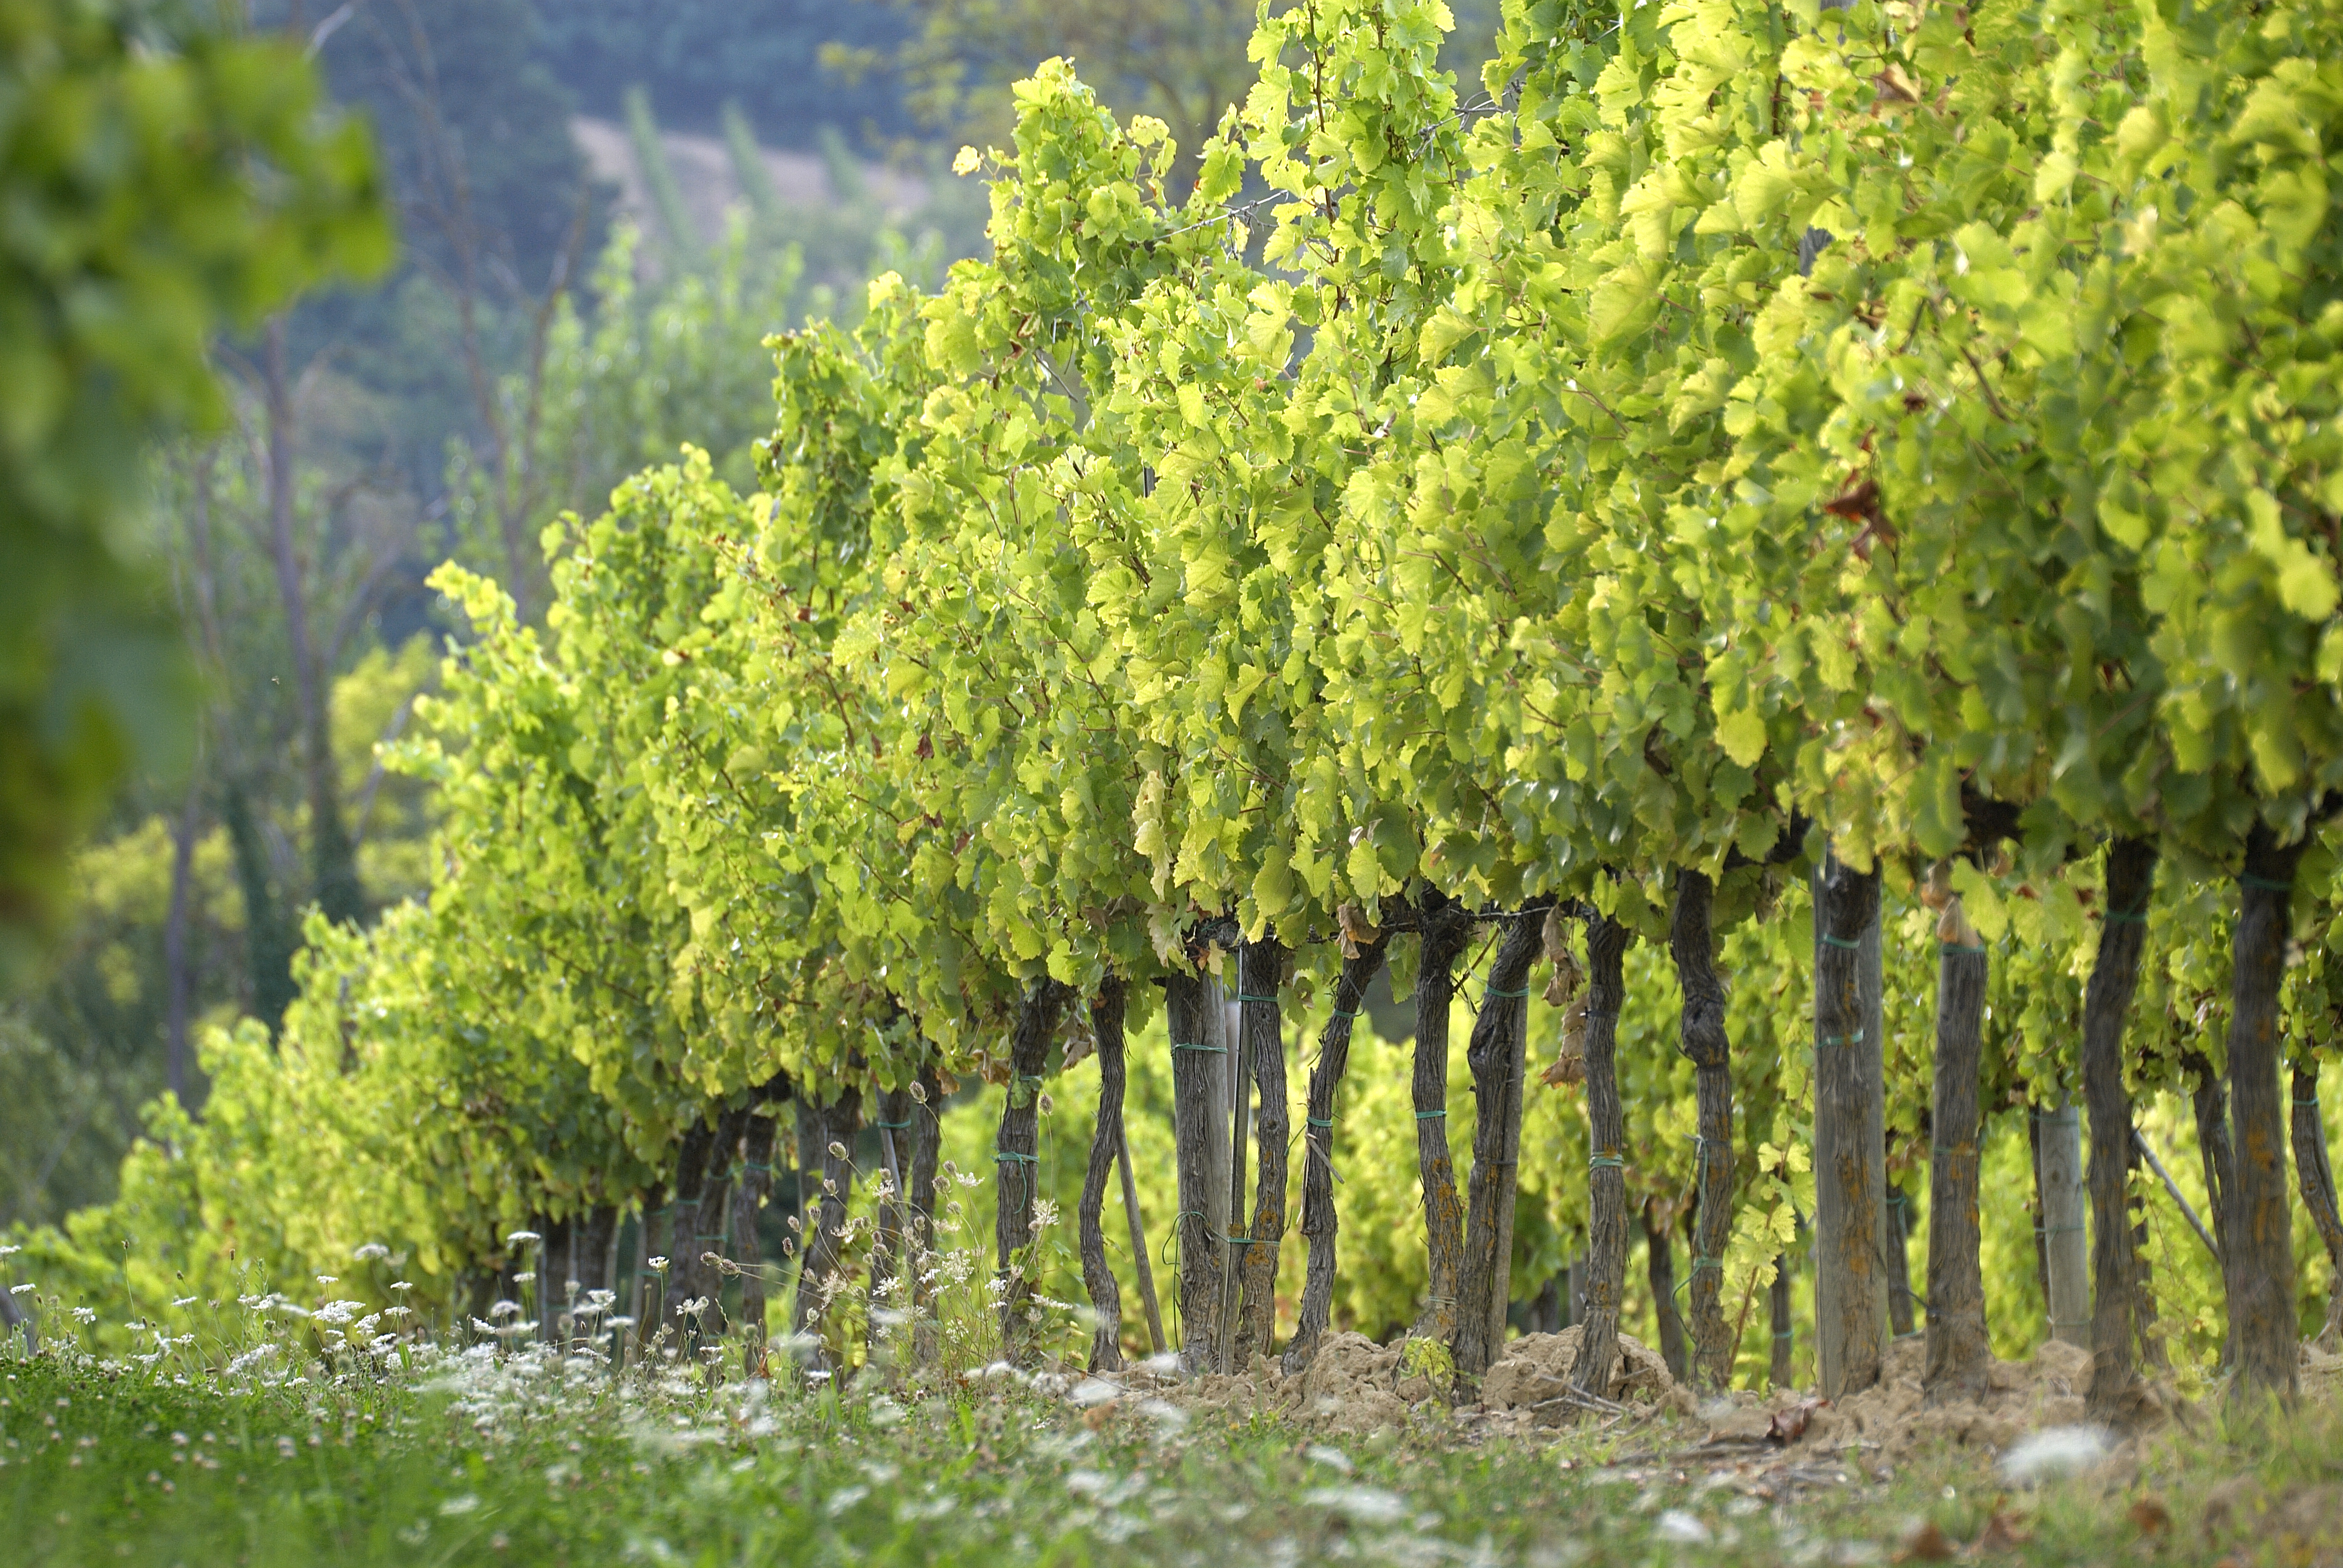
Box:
[0,1,388,990]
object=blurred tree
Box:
[0,0,389,996]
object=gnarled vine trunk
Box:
[2083,837,2155,1422]
[1081,976,1130,1372]
[1234,937,1290,1362]
[1571,910,1632,1399]
[1671,870,1736,1389]
[1925,907,1990,1400]
[995,981,1070,1361]
[2224,826,2304,1406]
[1815,851,1884,1398]
[1287,933,1392,1373]
[1162,971,1225,1369]
[1413,891,1475,1341]
[868,1082,915,1341]
[1457,901,1552,1378]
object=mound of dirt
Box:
[1482,1327,1689,1422]
[1133,1327,1691,1437]
[1791,1336,2119,1461]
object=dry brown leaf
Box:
[1979,1509,2033,1550]
[1936,893,1980,949]
[1337,901,1380,961]
[1894,1520,1955,1563]
[2128,1495,2171,1537]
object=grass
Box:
[10,1336,2343,1567]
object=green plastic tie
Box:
[1415,1109,1449,1120]
[1940,942,1987,954]
[742,1161,773,1174]
[1589,1154,1625,1171]
[1689,1256,1725,1274]
[992,1151,1038,1165]
[2296,1097,2322,1108]
[1329,1008,1360,1022]
[1172,1042,1228,1054]
[2243,874,2294,893]
[1821,933,1863,951]
[1773,1330,1793,1341]
[1820,1028,1866,1045]
[1308,1116,1335,1129]
[1487,985,1530,999]
[873,1120,913,1131]
[1237,993,1278,1004]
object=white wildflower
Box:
[514,1272,536,1285]
[647,1256,669,1272]
[827,1141,848,1160]
[2000,1426,2112,1485]
[1303,1486,1409,1526]
[8,1283,34,1295]
[352,1243,391,1263]
[505,1230,542,1247]
[390,1281,413,1293]
[72,1306,96,1324]
[315,1275,338,1285]
[171,1296,197,1308]
[488,1300,523,1319]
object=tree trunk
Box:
[909,1067,943,1365]
[662,1119,717,1341]
[2290,1063,2343,1347]
[2187,1053,2234,1267]
[1288,933,1392,1373]
[2082,836,2155,1419]
[1670,871,1737,1388]
[1413,892,1475,1341]
[1925,917,1990,1400]
[1643,1201,1686,1383]
[1162,971,1226,1370]
[1885,1183,1915,1338]
[1081,977,1130,1373]
[1234,938,1290,1362]
[163,777,202,1108]
[262,316,363,930]
[2224,826,2304,1406]
[223,778,297,1030]
[1814,850,1885,1398]
[1457,901,1551,1378]
[995,981,1069,1361]
[800,1086,862,1365]
[1572,910,1633,1397]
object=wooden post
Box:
[1814,851,1886,1399]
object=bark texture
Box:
[1235,938,1290,1361]
[1815,851,1884,1398]
[1572,911,1633,1397]
[2225,826,2304,1405]
[1670,871,1736,1388]
[1925,931,1990,1399]
[2290,1062,2343,1346]
[1288,933,1393,1373]
[1413,892,1475,1341]
[2083,837,2155,1421]
[1162,971,1226,1368]
[995,981,1071,1359]
[1457,901,1552,1377]
[1081,977,1130,1372]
